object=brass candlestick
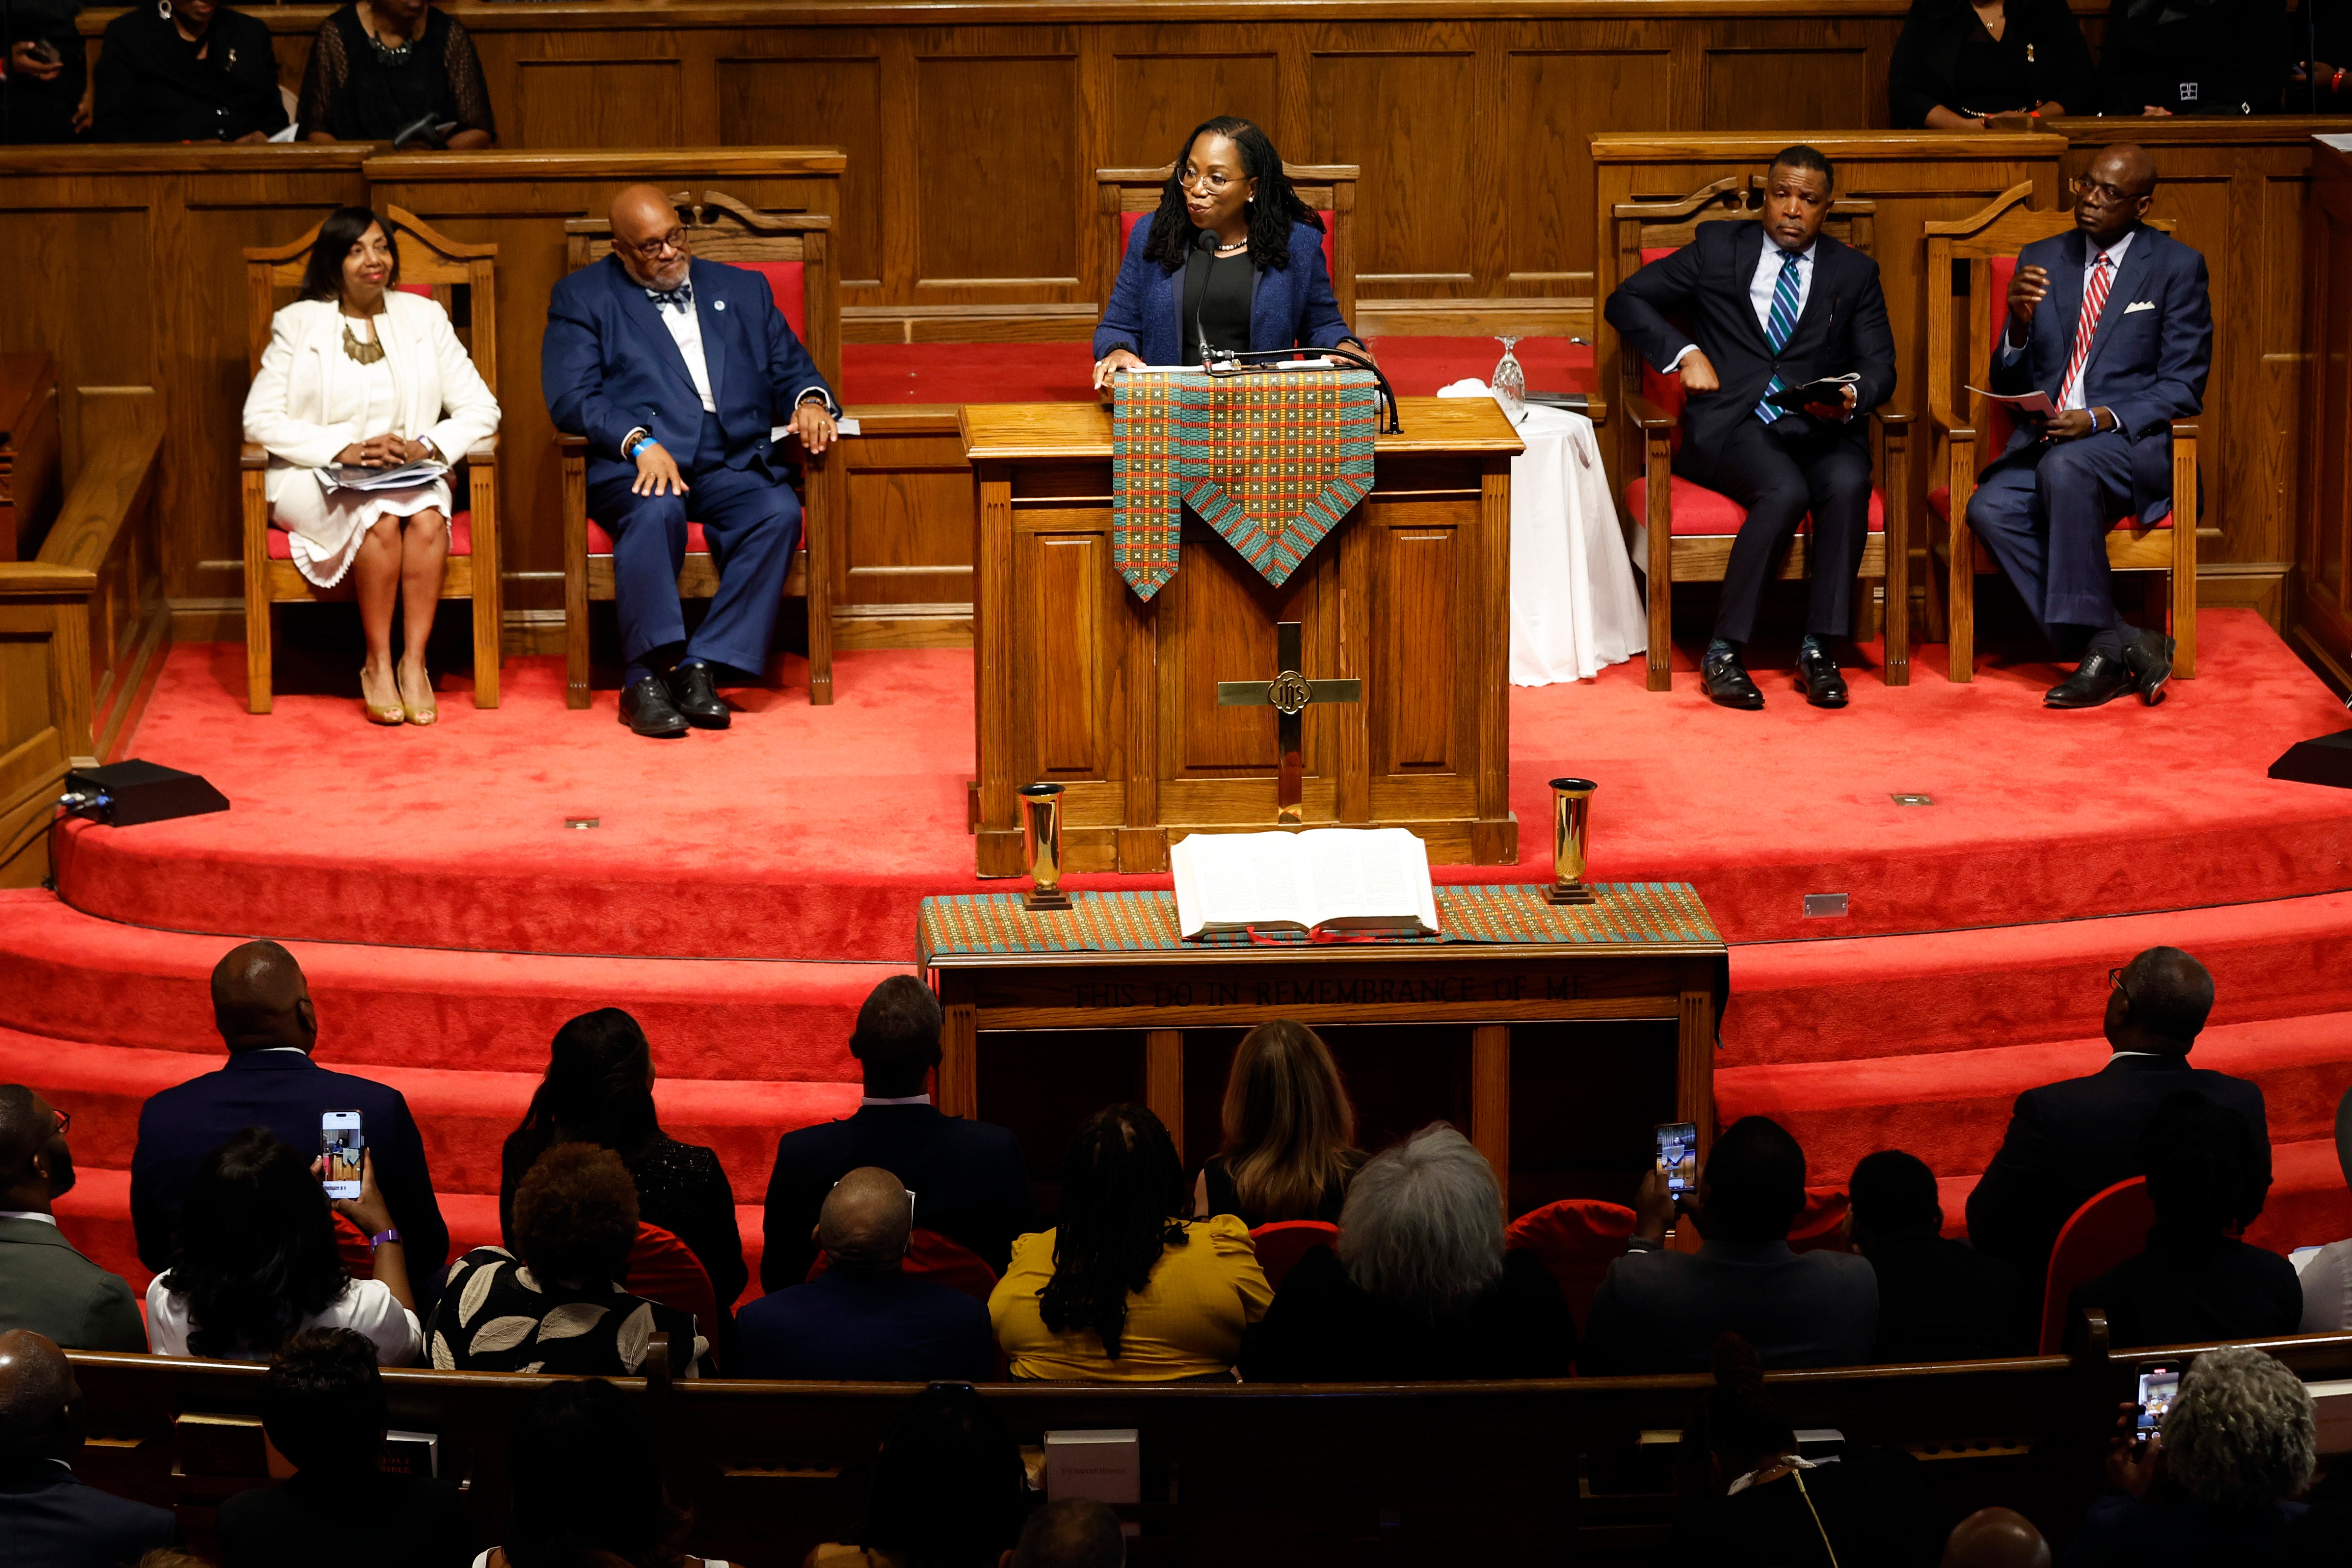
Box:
[1020,782,1072,911]
[1544,777,1598,905]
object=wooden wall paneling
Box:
[715,44,888,287]
[913,32,1084,298]
[1691,14,1891,132]
[1501,18,1675,300]
[2295,135,2352,685]
[1103,42,1282,169]
[1305,26,1481,298]
[517,59,689,150]
[833,411,977,642]
[362,150,844,619]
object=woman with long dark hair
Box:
[147,1127,420,1364]
[242,205,501,725]
[500,1008,746,1313]
[990,1104,1270,1382]
[1194,1019,1364,1227]
[1090,114,1366,387]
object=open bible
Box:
[1170,827,1440,940]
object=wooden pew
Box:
[66,1326,2352,1566]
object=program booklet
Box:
[1170,827,1439,940]
[1765,372,1861,412]
[1965,385,2059,418]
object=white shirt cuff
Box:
[621,426,650,458]
[793,386,838,418]
[1664,344,1700,374]
[1998,335,2028,365]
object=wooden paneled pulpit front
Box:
[962,396,1523,877]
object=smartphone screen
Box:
[320,1112,364,1200]
[1655,1121,1699,1196]
[2136,1367,2179,1435]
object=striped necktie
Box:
[2059,251,2114,411]
[1754,250,1804,424]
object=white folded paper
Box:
[318,459,451,493]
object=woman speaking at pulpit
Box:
[1090,115,1369,390]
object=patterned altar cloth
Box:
[918,881,1719,960]
[1110,368,1381,599]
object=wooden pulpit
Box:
[962,396,1523,877]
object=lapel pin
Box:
[713,300,726,312]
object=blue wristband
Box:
[628,436,652,460]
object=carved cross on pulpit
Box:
[1215,621,1363,826]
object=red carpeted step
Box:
[0,889,885,1082]
[1718,1011,2352,1188]
[0,1029,860,1206]
[1725,891,2352,1068]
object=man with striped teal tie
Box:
[1605,146,1897,710]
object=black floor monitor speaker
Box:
[64,760,230,825]
[2269,731,2352,791]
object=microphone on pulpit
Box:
[1187,228,1221,365]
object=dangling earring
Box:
[156,0,172,18]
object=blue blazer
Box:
[1092,219,1355,365]
[542,254,838,496]
[1988,222,2211,524]
[129,1050,449,1279]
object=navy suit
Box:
[0,1458,178,1568]
[542,254,838,681]
[129,1050,449,1280]
[1966,1052,2268,1290]
[1967,222,2211,642]
[1092,219,1355,365]
[733,1270,996,1381]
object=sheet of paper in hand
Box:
[1965,385,2058,418]
[319,459,452,493]
[1765,373,1861,412]
[1171,826,1439,940]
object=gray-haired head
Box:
[2164,1346,2315,1514]
[1335,1123,1503,1317]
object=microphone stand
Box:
[1198,344,1404,435]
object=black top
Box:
[1182,251,1256,357]
[1866,1232,2030,1362]
[295,6,495,143]
[1238,1245,1576,1382]
[220,1469,472,1568]
[2067,1226,2304,1351]
[0,1456,179,1567]
[1887,0,2095,126]
[2096,0,2290,115]
[499,1130,747,1316]
[1198,1150,1362,1230]
[0,0,87,145]
[93,2,287,143]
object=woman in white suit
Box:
[243,207,501,725]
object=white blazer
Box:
[243,292,502,505]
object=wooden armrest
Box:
[2168,418,2199,441]
[1624,391,1676,432]
[240,442,268,470]
[556,431,589,452]
[1873,409,1913,428]
[464,435,498,464]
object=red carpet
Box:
[18,609,2352,1301]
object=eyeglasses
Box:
[52,1108,69,1137]
[2070,174,2142,207]
[617,227,690,259]
[2109,966,2135,1011]
[1179,169,1238,193]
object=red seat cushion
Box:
[1247,1220,1340,1292]
[1502,1198,1634,1332]
[396,282,433,299]
[1363,336,1595,398]
[805,1227,1001,1305]
[1121,207,1336,281]
[626,1221,720,1341]
[840,342,1097,405]
[726,259,807,342]
[585,518,710,556]
[1623,476,1884,536]
[267,510,473,558]
[1926,485,2170,530]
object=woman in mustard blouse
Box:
[990,1104,1272,1382]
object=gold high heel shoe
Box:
[360,667,404,726]
[398,664,438,727]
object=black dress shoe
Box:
[2044,651,2138,709]
[1701,647,1765,710]
[667,663,732,730]
[2122,628,2177,707]
[1794,645,1850,709]
[619,675,689,737]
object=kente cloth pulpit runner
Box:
[1110,368,1381,599]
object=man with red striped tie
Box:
[1967,144,2211,709]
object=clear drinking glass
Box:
[1491,335,1527,423]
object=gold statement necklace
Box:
[342,310,385,365]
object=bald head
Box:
[2076,144,2157,248]
[1941,1508,2050,1568]
[210,941,315,1053]
[609,185,688,290]
[0,1331,75,1451]
[2108,945,2215,1054]
[818,1167,910,1276]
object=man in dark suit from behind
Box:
[2067,1091,2300,1351]
[1849,1149,2027,1362]
[1966,142,2210,709]
[1603,143,1898,711]
[0,1328,177,1567]
[735,1166,994,1381]
[1967,945,2267,1291]
[128,941,449,1282]
[216,1329,471,1568]
[759,976,1033,1293]
[0,1087,144,1353]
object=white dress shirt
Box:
[1665,238,1816,371]
[654,295,719,415]
[2000,230,2134,414]
[0,1209,56,1225]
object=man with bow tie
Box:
[543,185,839,737]
[1967,143,2210,710]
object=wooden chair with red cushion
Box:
[805,1226,1002,1305]
[1502,1198,1634,1331]
[1789,1188,1851,1255]
[1608,176,1911,692]
[241,206,501,714]
[626,1220,721,1335]
[2038,1175,2156,1355]
[1922,184,2197,682]
[558,191,842,708]
[1247,1219,1341,1291]
[1093,163,1358,330]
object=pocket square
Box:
[2123,300,2156,313]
